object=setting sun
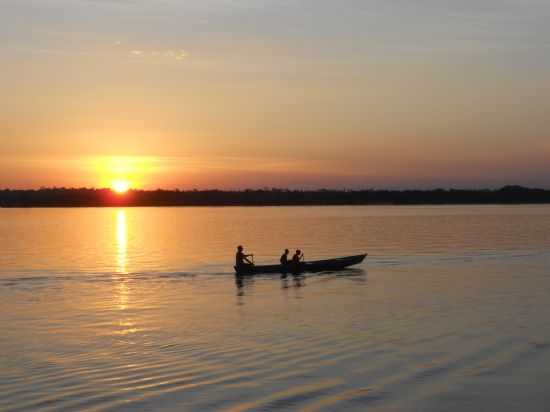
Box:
[112,180,130,193]
[91,156,154,191]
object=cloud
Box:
[81,0,139,4]
[128,48,188,61]
[35,48,91,57]
[163,49,187,61]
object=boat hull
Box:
[235,254,367,276]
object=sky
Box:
[1,0,550,189]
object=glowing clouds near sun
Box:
[90,156,159,190]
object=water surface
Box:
[1,206,550,411]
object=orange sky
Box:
[2,1,550,189]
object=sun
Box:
[111,180,131,194]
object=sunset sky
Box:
[2,0,550,189]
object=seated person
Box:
[292,249,303,264]
[291,249,304,273]
[235,245,254,268]
[280,249,290,266]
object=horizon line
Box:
[1,185,546,192]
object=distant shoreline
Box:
[2,186,550,207]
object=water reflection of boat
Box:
[235,254,367,276]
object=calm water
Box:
[1,206,550,411]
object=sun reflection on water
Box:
[116,280,129,311]
[114,210,132,315]
[116,210,127,274]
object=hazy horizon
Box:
[0,184,546,191]
[2,0,550,190]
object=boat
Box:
[234,253,367,276]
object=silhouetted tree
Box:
[1,186,550,207]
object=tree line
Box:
[1,186,550,207]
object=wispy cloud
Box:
[35,48,91,57]
[128,48,188,61]
[114,41,188,61]
[81,0,139,5]
[27,42,189,62]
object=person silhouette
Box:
[292,249,303,264]
[235,245,254,269]
[291,249,304,274]
[280,249,290,265]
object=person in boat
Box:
[279,249,290,277]
[291,249,304,273]
[280,249,290,265]
[235,245,254,269]
[292,249,304,264]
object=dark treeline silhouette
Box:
[1,186,550,207]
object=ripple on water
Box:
[3,205,550,411]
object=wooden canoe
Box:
[235,253,367,276]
